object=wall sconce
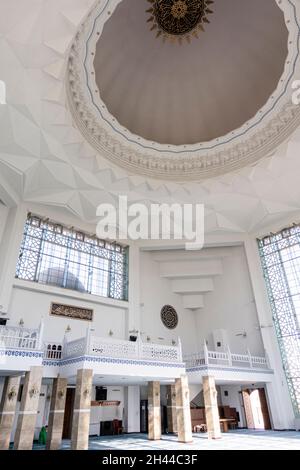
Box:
[235,331,247,338]
[19,318,24,327]
[146,336,151,342]
[58,390,65,399]
[83,388,90,398]
[29,385,40,399]
[108,329,113,336]
[172,339,176,346]
[8,387,17,401]
[65,325,71,333]
[0,305,7,316]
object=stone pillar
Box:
[203,375,221,439]
[71,369,93,450]
[166,384,177,433]
[46,377,67,450]
[148,381,161,440]
[14,366,43,450]
[0,375,21,450]
[175,375,193,443]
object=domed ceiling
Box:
[2,0,300,237]
[94,0,287,146]
[67,0,300,180]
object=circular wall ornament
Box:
[161,305,178,329]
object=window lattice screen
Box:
[258,224,300,417]
[16,214,128,301]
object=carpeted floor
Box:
[31,429,300,450]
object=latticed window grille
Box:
[16,214,128,301]
[258,224,300,417]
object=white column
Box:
[203,342,209,365]
[124,385,140,433]
[244,237,295,429]
[126,244,141,337]
[0,204,27,312]
[227,345,232,367]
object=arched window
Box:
[0,81,6,104]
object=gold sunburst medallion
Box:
[146,0,214,43]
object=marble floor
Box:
[32,430,300,450]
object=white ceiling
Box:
[95,0,288,145]
[0,0,300,237]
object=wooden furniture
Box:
[219,405,239,429]
[191,406,239,433]
[112,419,123,435]
[91,400,121,407]
[219,418,236,433]
[190,408,206,431]
[193,424,207,433]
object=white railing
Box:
[63,337,86,358]
[0,325,41,350]
[184,343,269,370]
[61,330,182,363]
[141,342,181,362]
[89,336,138,359]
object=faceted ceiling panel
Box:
[0,0,300,237]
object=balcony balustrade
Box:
[61,331,183,363]
[0,322,182,365]
[0,323,270,372]
[0,324,42,350]
[184,343,270,371]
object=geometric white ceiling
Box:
[1,0,300,236]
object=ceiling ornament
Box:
[66,0,300,181]
[146,0,213,43]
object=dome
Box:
[94,0,288,145]
[38,267,86,293]
[67,0,300,180]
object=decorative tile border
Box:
[187,365,274,374]
[43,355,185,369]
[0,348,44,359]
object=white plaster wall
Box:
[139,251,198,354]
[124,385,140,433]
[195,246,264,356]
[89,386,124,436]
[0,203,8,246]
[8,286,127,343]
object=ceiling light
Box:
[146,0,214,43]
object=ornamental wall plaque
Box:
[161,305,178,329]
[50,302,93,321]
[146,0,213,43]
